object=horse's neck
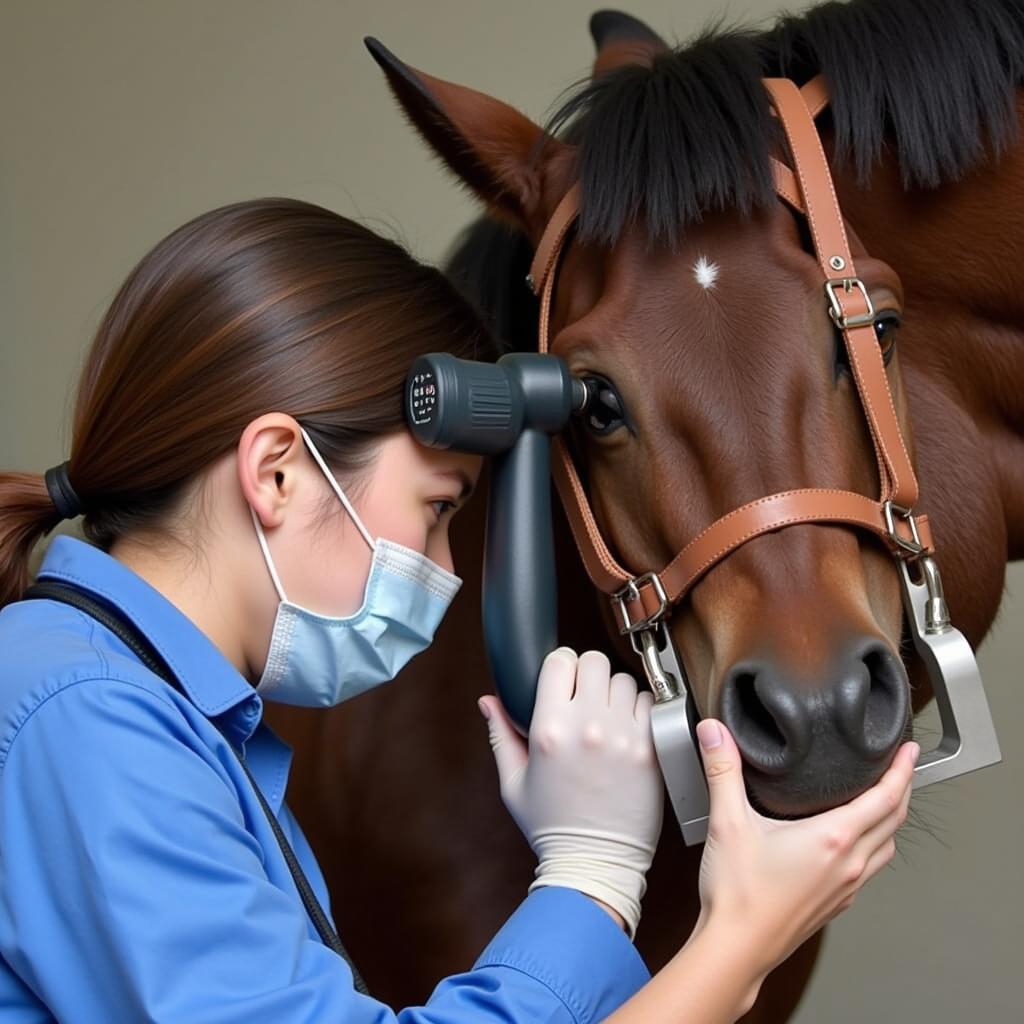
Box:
[832,94,1024,560]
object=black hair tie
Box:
[44,461,84,520]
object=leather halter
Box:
[527,75,934,635]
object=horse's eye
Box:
[581,375,627,435]
[874,310,901,364]
[835,309,901,377]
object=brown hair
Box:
[0,198,495,608]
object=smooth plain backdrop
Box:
[2,2,1021,1020]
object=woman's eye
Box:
[874,311,901,363]
[581,376,628,436]
[431,500,456,521]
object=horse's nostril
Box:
[735,671,785,746]
[832,639,909,757]
[719,664,811,776]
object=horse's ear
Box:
[589,10,670,77]
[365,37,558,230]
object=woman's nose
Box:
[428,534,456,574]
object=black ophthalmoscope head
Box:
[405,351,591,731]
[406,352,588,454]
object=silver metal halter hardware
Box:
[631,620,711,846]
[825,276,876,329]
[899,556,1001,789]
[883,499,927,558]
[612,572,671,635]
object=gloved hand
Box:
[478,648,664,939]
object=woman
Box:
[0,198,917,1023]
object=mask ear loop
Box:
[250,505,289,603]
[298,427,377,552]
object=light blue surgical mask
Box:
[250,427,462,707]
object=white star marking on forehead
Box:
[693,254,719,290]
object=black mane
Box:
[447,0,1024,347]
[550,0,1024,247]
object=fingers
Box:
[828,892,857,922]
[633,688,654,725]
[532,648,578,724]
[609,671,640,715]
[829,831,899,925]
[533,648,649,730]
[572,650,612,707]
[697,719,751,831]
[825,741,919,837]
[859,834,898,885]
[572,657,650,734]
[853,761,913,861]
[478,696,527,785]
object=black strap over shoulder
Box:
[22,579,370,996]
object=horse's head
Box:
[367,14,918,816]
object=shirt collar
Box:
[37,535,262,740]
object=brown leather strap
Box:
[624,490,933,619]
[770,76,829,213]
[528,184,580,296]
[771,157,804,213]
[800,74,830,118]
[549,437,633,592]
[763,78,919,510]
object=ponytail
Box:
[0,471,65,608]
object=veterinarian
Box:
[0,199,917,1023]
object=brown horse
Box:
[269,3,1024,1019]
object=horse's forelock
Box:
[539,0,1024,248]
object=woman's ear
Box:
[237,415,306,529]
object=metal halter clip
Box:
[612,572,670,635]
[825,277,876,329]
[882,499,926,559]
[897,555,1001,789]
[631,621,710,846]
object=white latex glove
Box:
[478,648,664,939]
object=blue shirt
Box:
[0,535,649,1022]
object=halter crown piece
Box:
[44,461,83,521]
[526,74,1001,845]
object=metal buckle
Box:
[825,277,875,329]
[612,572,670,635]
[882,499,926,558]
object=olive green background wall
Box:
[2,2,1020,1019]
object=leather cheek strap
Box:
[763,77,919,511]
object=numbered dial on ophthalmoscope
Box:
[408,369,439,428]
[405,352,590,456]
